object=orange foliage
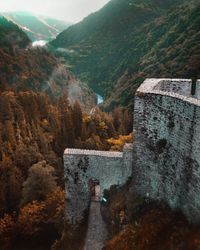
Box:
[104,204,200,250]
[0,214,16,245]
[17,201,46,236]
[45,187,65,232]
[107,133,133,151]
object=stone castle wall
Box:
[63,78,200,224]
[133,79,200,223]
[63,144,133,224]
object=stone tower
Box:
[63,78,200,224]
[133,79,200,223]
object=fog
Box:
[0,0,110,23]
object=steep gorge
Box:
[0,16,96,111]
[51,0,200,110]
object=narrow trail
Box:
[84,201,108,250]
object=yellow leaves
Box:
[83,114,91,123]
[41,118,49,127]
[99,121,108,130]
[107,133,133,151]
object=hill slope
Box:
[0,17,96,110]
[2,12,72,41]
[0,15,30,48]
[50,0,200,110]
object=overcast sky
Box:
[0,0,110,23]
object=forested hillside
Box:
[0,90,132,249]
[51,0,200,110]
[2,12,71,41]
[0,16,96,110]
[0,16,133,249]
[0,16,30,48]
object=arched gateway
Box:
[63,144,133,224]
[64,79,200,225]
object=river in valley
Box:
[96,93,104,105]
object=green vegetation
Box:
[51,0,200,110]
[0,16,96,109]
[0,16,30,48]
[2,12,71,41]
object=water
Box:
[32,40,47,47]
[96,94,104,105]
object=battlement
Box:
[136,79,200,105]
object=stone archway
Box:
[89,178,101,202]
[63,144,133,224]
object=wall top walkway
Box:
[64,148,123,158]
[136,78,200,107]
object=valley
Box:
[50,0,200,110]
[96,93,104,105]
[0,0,200,249]
[1,11,72,41]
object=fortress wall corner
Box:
[133,79,200,223]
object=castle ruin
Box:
[63,144,133,224]
[64,78,200,224]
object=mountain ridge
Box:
[2,12,72,41]
[0,16,96,111]
[50,0,199,110]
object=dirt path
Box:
[84,201,108,250]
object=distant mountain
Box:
[1,12,72,41]
[0,16,96,111]
[0,15,30,48]
[50,0,200,110]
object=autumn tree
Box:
[21,161,57,206]
[45,186,65,233]
[0,213,16,249]
[0,157,23,213]
[17,201,46,237]
[113,107,121,132]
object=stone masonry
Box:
[63,78,200,224]
[133,78,200,223]
[63,144,133,224]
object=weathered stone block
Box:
[133,78,200,224]
[63,145,133,224]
